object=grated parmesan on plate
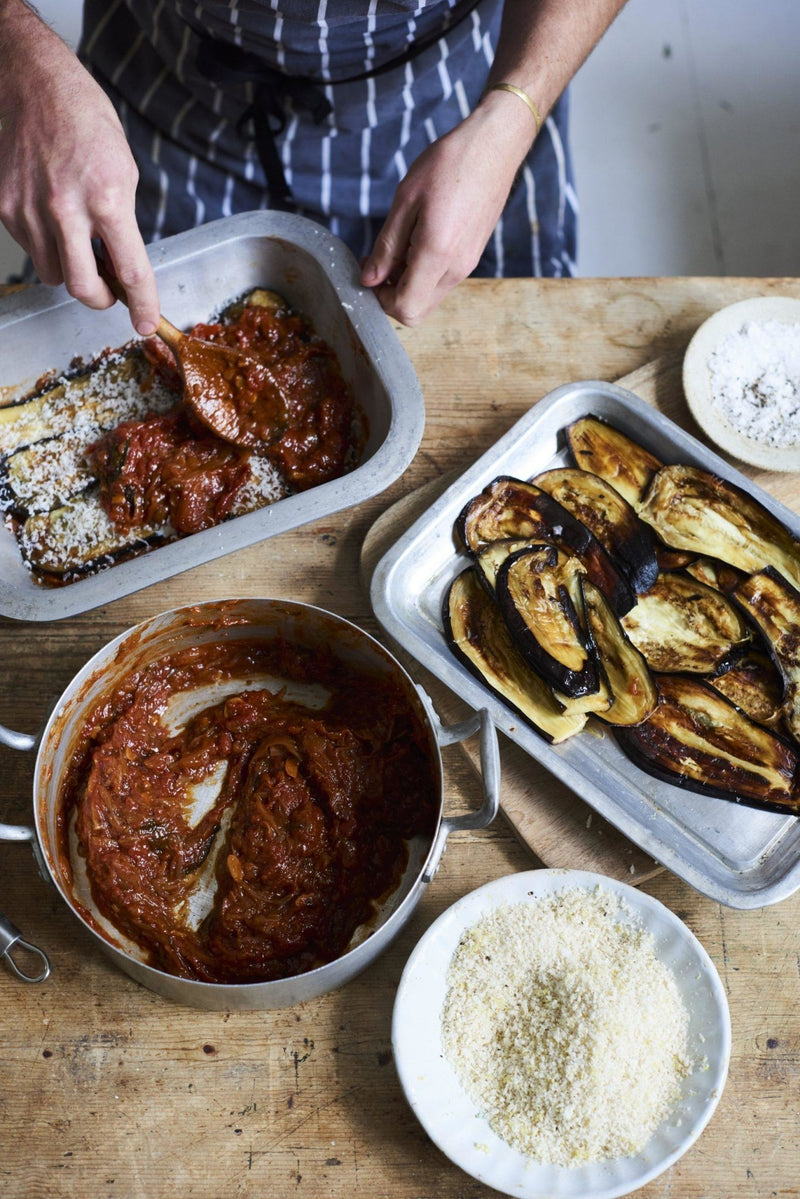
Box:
[707,319,800,447]
[441,886,693,1167]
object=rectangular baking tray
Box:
[371,380,800,908]
[0,210,424,621]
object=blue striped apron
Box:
[78,1,576,278]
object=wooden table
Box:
[2,276,799,1198]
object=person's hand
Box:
[0,4,160,334]
[360,92,536,325]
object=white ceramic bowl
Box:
[392,869,730,1199]
[682,295,800,472]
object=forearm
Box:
[359,0,629,324]
[0,0,67,94]
[487,0,629,120]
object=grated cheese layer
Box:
[1,333,290,583]
[440,886,693,1167]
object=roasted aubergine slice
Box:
[685,556,745,595]
[615,674,800,815]
[533,466,659,594]
[495,544,601,698]
[638,465,800,591]
[443,567,587,744]
[708,649,785,730]
[565,415,663,507]
[620,571,749,674]
[733,567,800,744]
[457,476,635,615]
[581,578,658,725]
[475,538,536,593]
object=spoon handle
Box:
[94,252,184,351]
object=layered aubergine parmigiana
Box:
[57,636,438,984]
[0,290,363,586]
[444,415,800,816]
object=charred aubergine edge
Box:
[732,566,800,744]
[615,673,800,816]
[443,567,586,744]
[532,466,659,595]
[495,544,601,698]
[456,475,635,616]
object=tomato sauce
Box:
[89,301,360,536]
[57,637,438,984]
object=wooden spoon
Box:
[95,257,290,450]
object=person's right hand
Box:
[0,3,160,334]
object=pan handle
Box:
[0,724,37,752]
[0,912,51,983]
[422,700,500,884]
[0,720,45,854]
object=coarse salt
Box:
[707,319,800,447]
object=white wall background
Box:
[2,0,799,282]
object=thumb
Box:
[361,200,418,287]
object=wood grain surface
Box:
[1,276,799,1199]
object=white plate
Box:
[683,295,800,471]
[392,869,731,1199]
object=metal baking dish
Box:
[0,211,424,621]
[371,380,800,909]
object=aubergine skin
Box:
[442,567,586,744]
[457,475,635,616]
[732,566,800,744]
[533,466,659,594]
[495,545,601,698]
[615,673,800,815]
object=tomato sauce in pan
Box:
[57,638,438,984]
[89,302,360,536]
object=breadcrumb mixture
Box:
[441,886,693,1167]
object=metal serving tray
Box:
[0,211,424,621]
[371,380,800,909]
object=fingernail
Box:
[361,260,378,285]
[136,320,157,336]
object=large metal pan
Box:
[0,598,499,1009]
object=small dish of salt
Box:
[682,295,800,471]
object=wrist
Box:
[472,84,541,167]
[482,82,542,136]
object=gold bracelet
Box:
[486,82,542,135]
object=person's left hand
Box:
[360,92,536,325]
